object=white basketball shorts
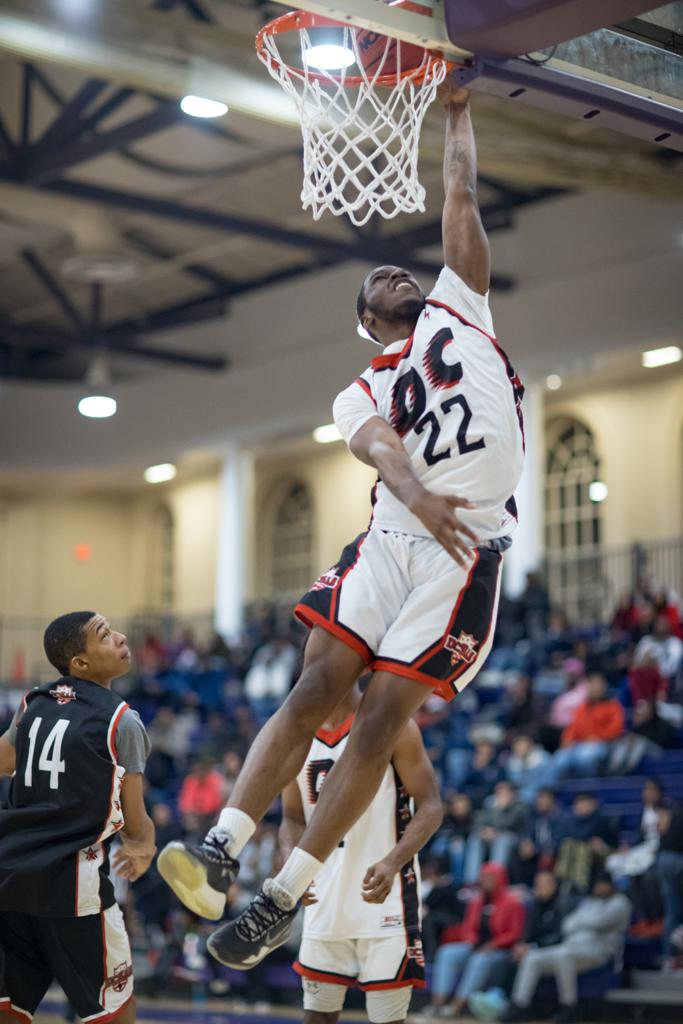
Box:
[296,933,424,1022]
[295,528,504,702]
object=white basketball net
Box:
[257,22,449,226]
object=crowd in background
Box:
[1,573,682,1011]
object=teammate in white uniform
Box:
[282,686,441,1024]
[159,83,525,970]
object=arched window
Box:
[545,418,603,622]
[545,418,601,554]
[270,481,314,603]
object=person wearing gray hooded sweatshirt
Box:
[502,871,631,1024]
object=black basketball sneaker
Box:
[157,835,239,920]
[207,881,299,969]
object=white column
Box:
[504,381,545,597]
[214,447,253,642]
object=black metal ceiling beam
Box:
[29,64,67,108]
[0,116,16,165]
[27,104,183,183]
[0,318,227,371]
[21,248,86,330]
[32,79,108,153]
[123,228,236,291]
[20,64,32,149]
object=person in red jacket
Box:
[548,674,624,783]
[426,863,524,1016]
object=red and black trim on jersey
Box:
[374,545,502,701]
[294,943,425,990]
[393,767,420,935]
[315,715,355,748]
[354,376,377,407]
[295,533,374,666]
[370,335,414,373]
[425,297,525,446]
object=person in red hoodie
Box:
[547,674,624,783]
[426,863,524,1017]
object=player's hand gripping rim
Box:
[410,489,478,569]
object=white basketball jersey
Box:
[333,266,525,541]
[297,716,421,941]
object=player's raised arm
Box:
[439,85,490,295]
[362,719,442,904]
[333,384,478,568]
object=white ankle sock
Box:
[270,847,323,909]
[209,808,255,858]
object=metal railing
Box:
[545,535,683,625]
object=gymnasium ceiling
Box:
[0,0,681,478]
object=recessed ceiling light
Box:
[313,424,342,444]
[180,95,228,118]
[304,44,355,71]
[641,345,682,369]
[144,463,177,484]
[589,480,608,503]
[78,395,117,419]
[545,374,562,391]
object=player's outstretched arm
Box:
[116,772,156,879]
[0,733,16,776]
[362,719,442,904]
[438,84,490,295]
[349,416,477,568]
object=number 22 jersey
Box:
[333,266,525,542]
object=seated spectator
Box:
[628,654,668,705]
[548,673,624,781]
[555,792,617,893]
[607,777,664,934]
[173,629,201,673]
[421,857,466,960]
[465,782,531,884]
[431,793,474,886]
[519,571,551,643]
[460,740,503,808]
[503,871,631,1023]
[147,704,196,768]
[656,800,683,964]
[608,699,677,775]
[428,863,524,1017]
[244,634,298,709]
[509,788,561,887]
[177,756,226,833]
[635,614,683,690]
[506,733,550,804]
[502,676,547,742]
[538,662,588,752]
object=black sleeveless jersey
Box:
[0,677,130,917]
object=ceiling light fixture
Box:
[180,95,228,118]
[589,481,608,503]
[304,44,355,71]
[78,396,117,419]
[545,373,562,391]
[641,345,682,369]
[144,463,177,484]
[313,424,342,444]
[78,353,116,418]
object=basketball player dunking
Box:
[0,612,156,1024]
[284,684,441,1024]
[159,84,525,967]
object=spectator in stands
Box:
[518,571,551,643]
[539,661,588,752]
[656,800,683,964]
[627,654,668,705]
[502,871,631,1023]
[608,778,664,935]
[147,705,195,768]
[173,628,201,672]
[427,863,524,1017]
[421,856,466,960]
[244,633,298,711]
[635,614,683,689]
[501,675,547,742]
[608,699,677,775]
[464,782,531,883]
[431,793,474,886]
[506,733,551,804]
[513,870,572,960]
[555,792,617,892]
[460,740,503,808]
[548,673,624,781]
[177,756,226,834]
[510,788,561,887]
